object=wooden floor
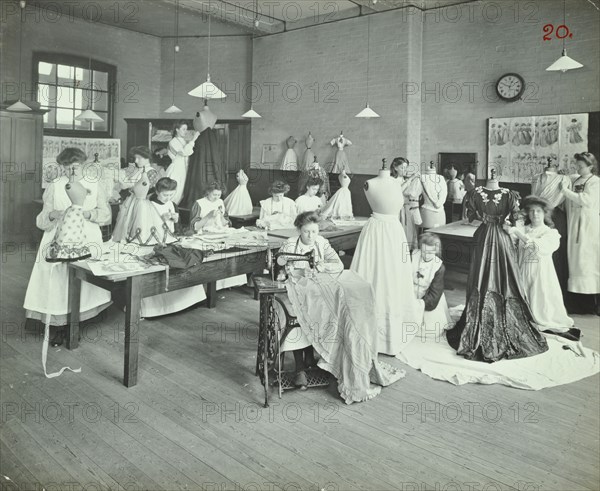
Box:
[1,255,599,491]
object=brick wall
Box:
[159,21,251,120]
[0,5,162,152]
[249,9,424,175]
[420,0,600,178]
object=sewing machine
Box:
[267,249,316,284]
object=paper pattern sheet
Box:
[488,113,588,183]
[42,136,121,195]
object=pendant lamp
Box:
[242,0,261,118]
[356,14,379,118]
[165,0,182,113]
[7,1,31,111]
[188,0,227,99]
[546,0,583,72]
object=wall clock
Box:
[495,73,525,102]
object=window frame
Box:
[33,52,116,138]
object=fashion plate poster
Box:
[487,113,588,183]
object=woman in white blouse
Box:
[256,180,297,230]
[560,152,600,312]
[166,120,200,205]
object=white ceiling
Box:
[25,0,478,37]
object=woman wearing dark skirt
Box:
[445,180,548,362]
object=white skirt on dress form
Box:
[350,213,421,355]
[24,224,112,326]
[321,188,353,219]
[224,185,253,216]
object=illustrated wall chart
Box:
[42,137,121,199]
[487,113,588,183]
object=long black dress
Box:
[445,186,548,362]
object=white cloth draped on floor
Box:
[397,332,599,390]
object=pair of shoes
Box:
[294,370,308,390]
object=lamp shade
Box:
[6,100,32,112]
[355,103,380,118]
[75,109,103,122]
[546,49,583,72]
[242,107,262,118]
[188,74,227,99]
[164,104,183,114]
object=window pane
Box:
[92,91,108,112]
[38,62,55,84]
[57,64,74,84]
[43,107,56,128]
[76,67,92,89]
[94,71,108,91]
[57,108,74,129]
[38,84,57,107]
[73,88,85,109]
[58,87,75,107]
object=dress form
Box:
[193,101,218,133]
[364,159,403,215]
[485,169,500,190]
[330,131,352,174]
[351,158,421,355]
[421,161,447,228]
[281,136,298,171]
[302,132,315,171]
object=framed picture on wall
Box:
[438,153,478,179]
[259,143,281,169]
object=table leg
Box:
[206,281,217,309]
[256,293,269,376]
[124,275,142,387]
[67,267,81,350]
[263,318,269,408]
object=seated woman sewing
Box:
[278,211,344,389]
[278,211,405,403]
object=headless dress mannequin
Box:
[352,158,421,355]
[193,100,218,133]
[486,169,500,190]
[421,161,448,228]
[364,159,403,215]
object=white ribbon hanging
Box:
[42,263,82,378]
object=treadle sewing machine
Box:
[269,249,316,283]
[254,248,329,407]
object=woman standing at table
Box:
[390,157,422,250]
[23,148,112,343]
[560,152,600,313]
[166,120,200,205]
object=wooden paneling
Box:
[0,110,45,242]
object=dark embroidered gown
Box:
[445,187,548,362]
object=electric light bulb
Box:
[175,45,180,52]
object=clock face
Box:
[496,73,525,102]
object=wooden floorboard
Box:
[1,254,599,491]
